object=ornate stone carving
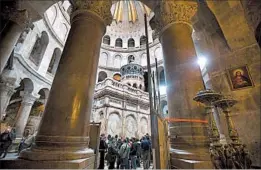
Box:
[73,0,113,26]
[152,0,197,35]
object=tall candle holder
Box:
[193,89,222,146]
[213,96,240,146]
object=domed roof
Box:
[106,0,153,37]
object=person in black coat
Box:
[0,127,16,159]
[98,134,107,169]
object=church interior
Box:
[0,0,260,169]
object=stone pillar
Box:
[152,1,211,168]
[15,92,39,138]
[0,81,16,120]
[0,9,29,73]
[19,1,112,169]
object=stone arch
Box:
[115,38,123,47]
[47,48,62,74]
[113,54,122,68]
[46,5,57,25]
[21,78,34,93]
[140,35,146,46]
[103,35,111,45]
[107,112,122,136]
[29,31,49,66]
[128,38,135,47]
[125,114,138,138]
[98,71,107,82]
[99,52,108,67]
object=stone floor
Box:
[2,153,153,169]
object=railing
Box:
[95,78,149,99]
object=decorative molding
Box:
[73,0,113,26]
[153,1,197,35]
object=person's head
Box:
[146,136,150,140]
[108,134,111,139]
[123,139,127,143]
[115,135,118,139]
[142,136,146,140]
[236,71,242,76]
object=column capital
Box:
[20,92,39,105]
[152,0,197,36]
[73,0,113,26]
[2,8,30,28]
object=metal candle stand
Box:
[194,89,252,169]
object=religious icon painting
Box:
[227,65,254,90]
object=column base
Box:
[0,157,95,169]
[170,148,213,169]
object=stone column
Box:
[15,92,39,138]
[152,1,211,168]
[19,1,112,168]
[0,81,16,120]
[0,9,29,73]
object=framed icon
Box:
[227,65,254,90]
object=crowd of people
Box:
[98,133,152,169]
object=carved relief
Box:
[153,0,197,34]
[74,0,113,25]
[124,115,137,138]
[107,113,122,136]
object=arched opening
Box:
[140,35,146,46]
[47,48,62,75]
[29,31,49,66]
[133,83,137,88]
[128,55,135,64]
[159,68,166,86]
[160,100,168,116]
[128,38,135,47]
[107,112,122,136]
[139,84,142,89]
[25,88,49,135]
[98,71,107,82]
[115,38,123,47]
[255,22,261,48]
[99,52,108,67]
[2,78,34,127]
[113,73,121,81]
[103,35,110,45]
[113,55,122,68]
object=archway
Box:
[128,38,135,47]
[103,35,110,45]
[107,112,122,136]
[115,38,123,47]
[98,71,107,82]
[29,31,49,66]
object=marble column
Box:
[0,9,29,73]
[15,92,39,138]
[19,1,112,168]
[152,1,211,168]
[0,81,16,120]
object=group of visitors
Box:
[0,126,16,158]
[98,133,152,169]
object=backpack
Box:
[141,140,150,151]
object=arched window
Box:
[139,84,142,89]
[133,83,137,88]
[127,83,131,86]
[128,55,135,64]
[29,31,49,66]
[99,52,108,66]
[128,38,135,47]
[140,36,146,46]
[115,38,122,47]
[98,71,107,82]
[47,48,62,74]
[114,55,122,68]
[103,35,110,45]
